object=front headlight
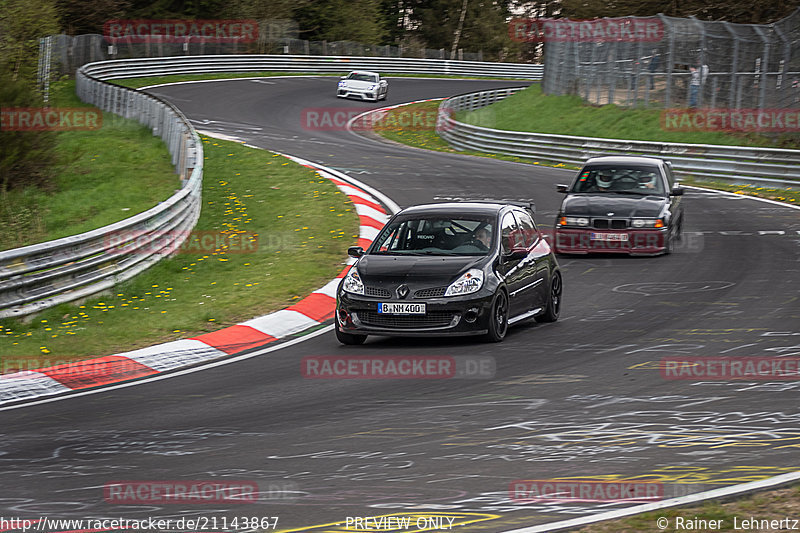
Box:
[558,216,590,227]
[368,84,376,90]
[342,268,364,295]
[338,81,346,87]
[445,268,484,297]
[631,218,665,228]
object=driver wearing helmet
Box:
[593,169,615,191]
[637,172,658,189]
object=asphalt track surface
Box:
[0,77,799,532]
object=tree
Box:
[294,0,387,43]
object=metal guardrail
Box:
[77,55,543,81]
[438,88,800,187]
[0,64,203,319]
[1,57,540,319]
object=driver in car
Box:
[475,227,492,249]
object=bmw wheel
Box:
[485,289,508,342]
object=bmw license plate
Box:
[378,303,426,315]
[591,233,629,242]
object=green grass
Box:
[0,136,358,367]
[460,84,800,149]
[113,71,532,89]
[572,483,800,532]
[0,81,178,250]
[681,177,800,204]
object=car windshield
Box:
[370,216,495,256]
[347,73,378,82]
[571,165,665,195]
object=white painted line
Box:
[683,184,800,211]
[355,204,390,222]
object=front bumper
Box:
[336,290,494,337]
[554,228,668,255]
[337,89,378,101]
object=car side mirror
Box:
[340,76,347,80]
[671,187,684,196]
[347,246,365,258]
[556,184,569,193]
[503,248,527,261]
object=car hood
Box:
[357,255,484,285]
[561,194,666,218]
[342,80,375,90]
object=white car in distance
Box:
[337,71,388,101]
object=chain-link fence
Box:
[45,23,484,78]
[543,8,800,110]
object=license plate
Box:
[378,303,426,315]
[591,233,629,242]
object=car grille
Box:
[593,218,628,229]
[357,311,456,329]
[365,286,391,298]
[414,287,447,298]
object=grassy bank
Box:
[461,84,800,149]
[0,136,358,368]
[0,81,178,250]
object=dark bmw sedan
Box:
[554,156,685,255]
[335,202,562,344]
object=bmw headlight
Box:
[338,81,346,87]
[342,268,364,295]
[558,216,590,227]
[445,268,484,297]
[368,84,376,90]
[631,218,665,228]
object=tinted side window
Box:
[513,210,537,248]
[500,213,521,253]
[664,162,676,188]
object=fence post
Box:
[723,22,740,110]
[753,25,770,111]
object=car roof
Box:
[584,156,664,167]
[348,70,380,76]
[395,202,519,217]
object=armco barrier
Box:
[0,56,540,319]
[437,88,800,188]
[0,66,202,319]
[73,55,543,81]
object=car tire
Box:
[536,271,562,323]
[484,289,509,342]
[335,321,367,345]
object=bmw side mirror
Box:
[556,184,569,193]
[347,246,365,258]
[340,76,347,80]
[671,187,684,196]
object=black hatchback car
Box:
[554,156,685,255]
[335,202,562,344]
